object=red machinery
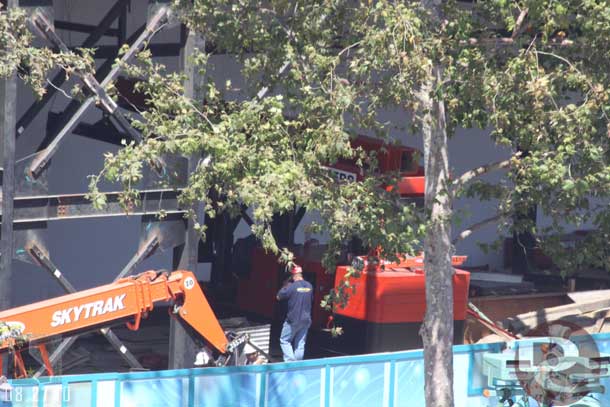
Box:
[0,270,248,377]
[324,135,425,197]
[237,136,427,325]
[236,136,471,353]
[236,244,335,329]
[237,248,471,353]
[331,255,470,352]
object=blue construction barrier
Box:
[4,332,610,406]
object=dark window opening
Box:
[400,151,417,173]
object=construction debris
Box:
[501,294,610,335]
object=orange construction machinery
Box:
[0,270,250,378]
[238,248,471,354]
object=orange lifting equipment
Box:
[0,270,231,377]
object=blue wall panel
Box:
[194,373,258,407]
[266,368,322,407]
[394,359,424,406]
[67,382,91,407]
[331,362,386,407]
[121,378,186,407]
[8,332,610,407]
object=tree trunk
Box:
[418,55,455,407]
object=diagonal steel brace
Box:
[115,233,159,281]
[17,0,132,138]
[28,6,171,179]
[27,243,144,377]
[30,10,144,144]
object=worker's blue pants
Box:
[280,319,311,362]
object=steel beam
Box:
[46,112,130,146]
[28,12,154,178]
[32,336,79,378]
[14,0,52,6]
[73,43,183,59]
[1,188,182,227]
[118,217,186,279]
[31,11,144,146]
[98,328,143,370]
[29,6,170,178]
[27,243,76,293]
[0,0,18,311]
[27,243,144,377]
[17,0,131,138]
[209,212,242,285]
[38,25,146,151]
[30,215,188,376]
[169,29,206,370]
[118,4,128,46]
[54,20,120,37]
[116,234,159,280]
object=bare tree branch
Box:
[460,37,514,47]
[511,7,529,39]
[452,214,502,244]
[452,152,521,191]
[460,36,573,48]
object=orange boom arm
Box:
[0,270,228,354]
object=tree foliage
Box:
[88,1,610,277]
[4,1,610,405]
[88,1,428,273]
[83,0,610,337]
[88,3,610,405]
[0,6,94,97]
[3,0,610,305]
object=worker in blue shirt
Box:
[276,264,313,361]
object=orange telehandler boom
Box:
[0,270,244,377]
